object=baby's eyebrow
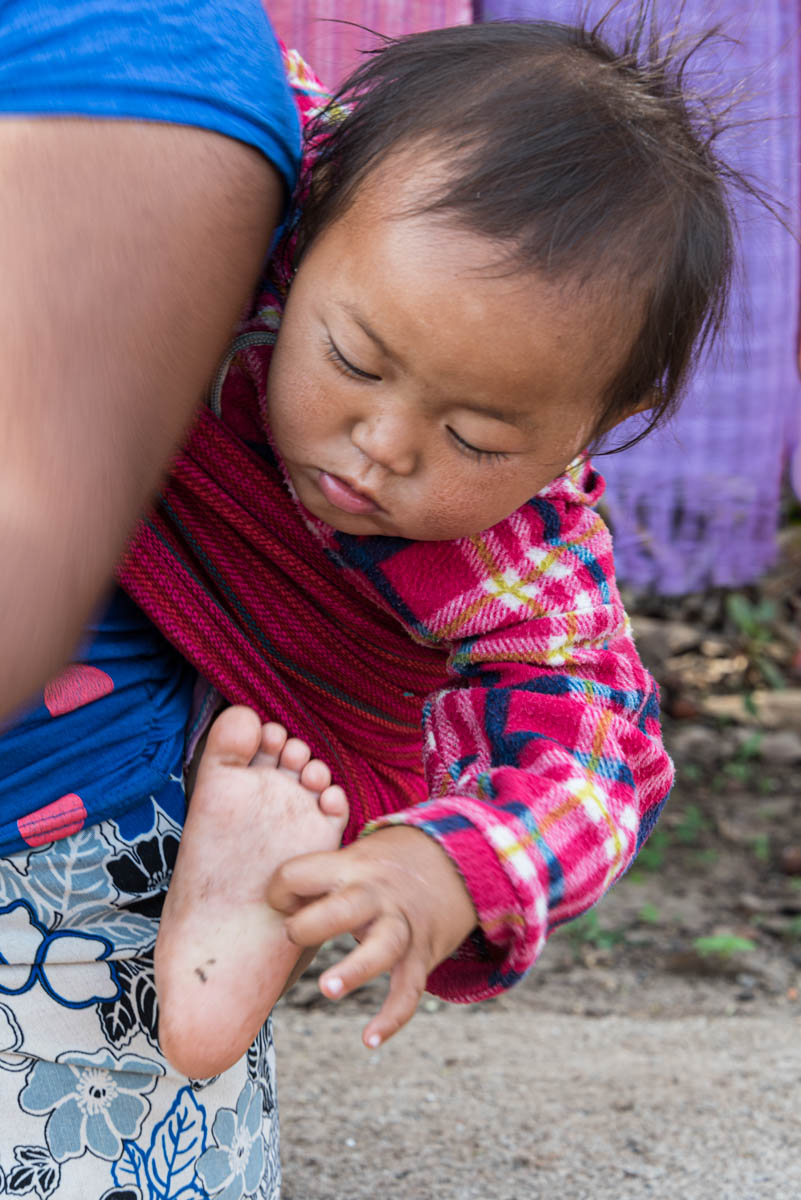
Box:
[341,302,397,362]
[460,402,529,426]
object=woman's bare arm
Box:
[0,118,283,718]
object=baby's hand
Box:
[266,825,477,1048]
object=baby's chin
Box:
[327,511,497,542]
[321,497,509,541]
[294,487,397,538]
[307,501,449,541]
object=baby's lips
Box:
[317,470,379,514]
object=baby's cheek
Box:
[269,392,315,461]
[437,471,533,536]
[420,488,504,541]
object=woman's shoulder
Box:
[0,0,301,191]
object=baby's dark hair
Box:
[299,10,746,451]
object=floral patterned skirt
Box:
[0,777,281,1200]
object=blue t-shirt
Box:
[0,0,302,854]
[0,0,300,193]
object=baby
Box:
[123,19,736,1078]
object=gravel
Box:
[276,1001,801,1200]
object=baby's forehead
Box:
[340,144,459,228]
[349,145,649,298]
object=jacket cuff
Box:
[363,797,547,1003]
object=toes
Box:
[254,722,289,769]
[299,758,332,793]
[203,706,263,768]
[318,785,349,823]
[278,737,312,775]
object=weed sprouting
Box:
[694,934,756,958]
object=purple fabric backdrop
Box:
[478,0,801,593]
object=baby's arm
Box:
[268,607,668,1044]
[270,486,672,1041]
[379,532,672,1009]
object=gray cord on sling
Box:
[208,330,277,418]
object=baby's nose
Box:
[351,412,418,476]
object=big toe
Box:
[204,706,264,768]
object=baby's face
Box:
[268,158,636,541]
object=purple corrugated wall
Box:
[267,2,472,87]
[479,0,801,593]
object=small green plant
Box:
[736,731,764,761]
[565,910,626,953]
[787,915,801,938]
[635,827,670,872]
[674,803,709,845]
[726,593,785,690]
[693,934,756,959]
[638,903,661,925]
[752,833,771,864]
[719,732,765,787]
[723,760,751,783]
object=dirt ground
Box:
[275,524,801,1199]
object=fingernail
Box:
[366,1033,381,1049]
[324,975,344,997]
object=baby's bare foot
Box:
[155,706,348,1078]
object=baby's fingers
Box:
[318,912,411,1002]
[267,850,343,915]
[283,882,378,948]
[362,953,429,1049]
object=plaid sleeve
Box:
[365,469,674,1003]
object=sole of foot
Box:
[155,706,348,1078]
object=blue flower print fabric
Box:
[0,779,281,1200]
